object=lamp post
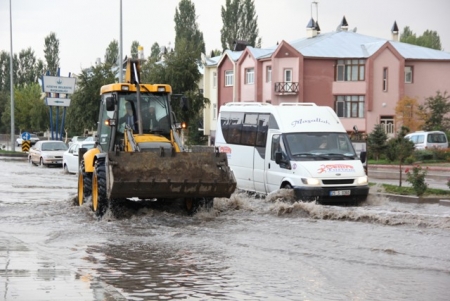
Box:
[9,0,15,151]
[119,0,123,82]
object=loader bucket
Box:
[106,151,236,200]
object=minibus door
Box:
[265,133,287,193]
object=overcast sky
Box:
[1,0,449,76]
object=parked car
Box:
[16,133,40,146]
[404,131,449,150]
[63,141,96,174]
[28,140,68,167]
[68,136,87,147]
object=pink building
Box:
[203,18,450,144]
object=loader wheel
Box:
[77,160,92,206]
[185,197,214,215]
[92,158,108,217]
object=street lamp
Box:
[9,0,15,151]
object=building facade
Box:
[202,19,450,144]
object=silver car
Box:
[62,141,96,174]
[16,133,40,146]
[28,140,68,167]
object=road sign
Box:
[42,76,76,94]
[46,97,71,107]
[21,132,30,141]
[21,140,30,152]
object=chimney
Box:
[391,21,399,41]
[340,16,348,31]
[306,18,318,38]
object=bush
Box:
[413,150,434,161]
[405,165,428,196]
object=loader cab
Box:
[97,91,173,152]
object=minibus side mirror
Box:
[360,151,367,163]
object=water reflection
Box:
[85,243,235,300]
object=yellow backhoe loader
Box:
[77,59,236,216]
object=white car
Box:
[62,141,96,174]
[16,133,40,146]
[28,140,68,167]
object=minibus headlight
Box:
[301,178,320,185]
[356,176,368,185]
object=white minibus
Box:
[215,102,369,205]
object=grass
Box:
[379,183,450,197]
[368,159,447,165]
[0,149,27,155]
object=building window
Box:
[213,72,217,88]
[380,116,395,135]
[335,95,365,118]
[284,69,292,82]
[246,68,254,84]
[336,59,365,81]
[383,67,388,92]
[213,103,217,120]
[266,66,272,82]
[225,70,233,86]
[405,66,413,83]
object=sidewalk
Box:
[368,164,450,189]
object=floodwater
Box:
[0,157,449,301]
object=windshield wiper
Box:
[325,153,356,159]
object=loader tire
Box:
[92,158,108,217]
[185,197,214,215]
[77,160,92,206]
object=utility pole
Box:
[9,0,15,151]
[119,0,123,82]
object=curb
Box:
[371,192,445,204]
[0,153,28,158]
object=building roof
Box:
[229,30,450,61]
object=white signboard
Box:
[43,76,76,94]
[46,97,71,107]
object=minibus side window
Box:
[228,112,244,144]
[271,134,287,161]
[220,112,231,141]
[256,114,270,147]
[241,113,258,146]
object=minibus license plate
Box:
[330,190,351,196]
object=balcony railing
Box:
[274,82,299,94]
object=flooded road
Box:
[0,157,449,300]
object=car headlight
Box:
[301,178,320,185]
[356,176,368,185]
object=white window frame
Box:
[246,68,254,85]
[225,70,233,87]
[266,66,272,82]
[213,72,217,88]
[383,67,388,92]
[405,66,413,83]
[284,69,293,92]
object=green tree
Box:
[174,0,205,59]
[1,83,47,133]
[104,40,119,66]
[367,124,388,161]
[44,32,60,75]
[130,41,140,59]
[400,26,442,50]
[210,49,222,57]
[16,48,44,87]
[385,126,415,187]
[221,0,261,50]
[150,42,161,62]
[0,51,18,92]
[66,64,116,135]
[417,91,450,131]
